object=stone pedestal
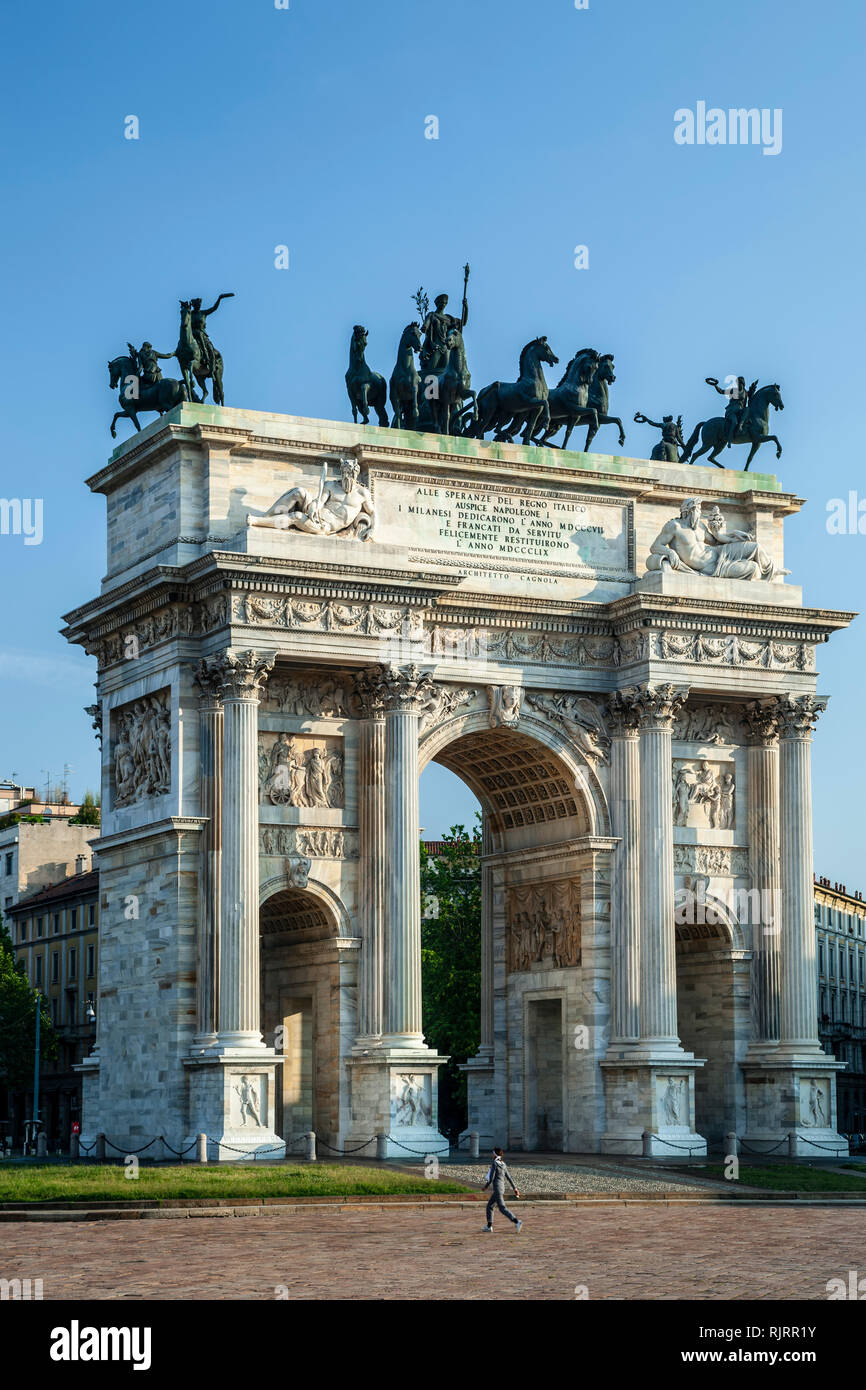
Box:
[600,1057,707,1157]
[345,1053,449,1160]
[184,1055,285,1161]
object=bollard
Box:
[196,1133,208,1164]
[642,1130,654,1157]
[36,1133,48,1157]
[726,1131,738,1157]
[95,1133,106,1161]
[787,1131,798,1158]
[376,1132,388,1161]
[469,1131,480,1158]
[303,1131,316,1162]
[70,1134,79,1160]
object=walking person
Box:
[482,1147,523,1233]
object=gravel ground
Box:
[436,1161,709,1194]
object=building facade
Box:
[60,403,853,1159]
[0,807,98,915]
[6,865,99,1145]
[815,875,866,1135]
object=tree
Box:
[420,821,482,1133]
[69,789,100,826]
[0,919,57,1093]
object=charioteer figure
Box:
[137,342,175,389]
[190,292,234,375]
[633,411,685,462]
[418,264,469,376]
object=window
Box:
[86,944,95,977]
[68,948,76,978]
[819,940,825,973]
[34,955,42,986]
[4,852,12,875]
[36,916,43,938]
[88,904,95,927]
[860,955,864,986]
[66,994,77,1026]
[51,952,59,983]
[841,952,847,981]
[53,913,60,935]
[18,921,26,942]
[70,908,77,932]
[829,944,836,978]
[50,997,58,1024]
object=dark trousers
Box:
[486,1187,518,1225]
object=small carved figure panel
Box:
[112,689,172,808]
[672,759,735,830]
[258,733,344,808]
[390,1073,432,1129]
[506,879,581,972]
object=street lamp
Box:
[85,994,95,1024]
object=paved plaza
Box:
[3,1204,863,1300]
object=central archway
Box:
[419,710,612,1151]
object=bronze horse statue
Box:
[681,383,784,469]
[176,301,225,406]
[533,348,600,449]
[346,325,389,427]
[473,336,559,445]
[422,326,477,436]
[107,347,186,438]
[389,322,423,429]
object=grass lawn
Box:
[684,1163,866,1193]
[0,1162,472,1204]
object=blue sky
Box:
[0,0,863,880]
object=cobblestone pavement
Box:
[438,1161,709,1194]
[2,1205,862,1300]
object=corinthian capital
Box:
[353,663,437,716]
[773,693,828,739]
[193,657,226,706]
[214,649,275,701]
[629,682,689,732]
[741,700,781,746]
[606,689,642,737]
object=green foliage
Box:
[420,820,482,1128]
[0,919,58,1090]
[68,790,100,826]
[0,813,45,831]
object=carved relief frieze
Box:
[258,733,344,808]
[673,758,736,830]
[259,825,359,859]
[674,703,742,746]
[233,594,426,642]
[262,672,353,718]
[525,692,611,761]
[506,879,581,972]
[673,844,749,878]
[112,689,171,808]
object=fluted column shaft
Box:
[194,662,224,1042]
[216,650,274,1048]
[357,713,386,1040]
[384,706,423,1042]
[608,695,641,1045]
[778,696,826,1050]
[636,685,688,1046]
[744,704,782,1046]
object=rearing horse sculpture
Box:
[473,336,559,445]
[425,326,477,436]
[107,348,186,438]
[533,348,600,449]
[389,322,422,429]
[176,301,225,406]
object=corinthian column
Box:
[478,811,494,1058]
[193,659,224,1045]
[353,669,387,1044]
[376,663,437,1049]
[634,683,689,1048]
[776,694,827,1053]
[742,701,782,1048]
[215,649,274,1050]
[606,690,642,1046]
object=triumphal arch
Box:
[63,403,853,1158]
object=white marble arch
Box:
[258,871,351,937]
[418,707,611,839]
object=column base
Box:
[740,1054,849,1160]
[600,1051,707,1157]
[184,1051,285,1162]
[344,1048,450,1160]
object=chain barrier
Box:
[385,1136,451,1157]
[646,1136,705,1154]
[794,1134,851,1152]
[737,1136,790,1156]
[205,1138,286,1157]
[104,1137,159,1156]
[77,1140,97,1155]
[315,1137,377,1156]
[159,1137,198,1159]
